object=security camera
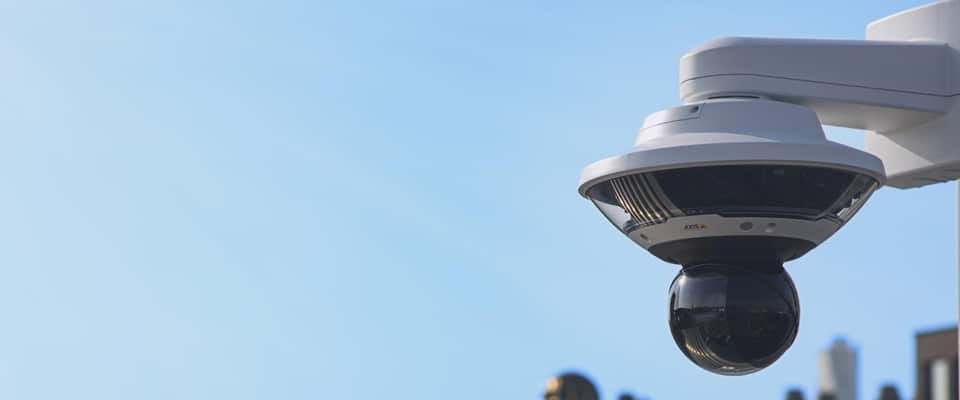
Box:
[579,98,883,375]
[578,0,960,375]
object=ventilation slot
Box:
[610,174,674,227]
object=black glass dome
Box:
[668,263,800,375]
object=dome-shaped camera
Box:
[669,262,799,375]
[578,98,885,375]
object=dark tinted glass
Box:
[669,263,799,375]
[653,165,858,218]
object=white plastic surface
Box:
[578,99,885,194]
[680,38,956,133]
[865,0,960,188]
[626,214,840,252]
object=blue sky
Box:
[0,0,954,399]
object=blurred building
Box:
[877,384,902,400]
[544,372,599,400]
[785,388,805,400]
[819,338,857,400]
[915,327,958,400]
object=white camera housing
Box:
[579,98,884,265]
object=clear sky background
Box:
[0,0,955,399]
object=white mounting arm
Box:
[676,0,960,188]
[680,38,957,132]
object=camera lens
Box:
[668,263,799,375]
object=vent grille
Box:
[609,174,675,227]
